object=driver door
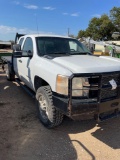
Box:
[20,37,34,88]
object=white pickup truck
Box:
[4,34,120,128]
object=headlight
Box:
[56,75,90,97]
[72,77,90,97]
[56,75,68,95]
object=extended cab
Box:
[5,34,120,128]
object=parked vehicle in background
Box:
[112,32,120,39]
[2,33,120,128]
[79,37,120,57]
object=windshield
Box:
[36,37,91,56]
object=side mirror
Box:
[13,44,22,58]
[13,44,33,58]
[13,44,21,51]
[13,51,22,58]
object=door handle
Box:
[19,60,22,63]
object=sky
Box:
[0,0,120,41]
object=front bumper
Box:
[53,71,120,121]
[52,93,120,121]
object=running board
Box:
[15,78,35,98]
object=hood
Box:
[52,55,120,73]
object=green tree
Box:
[87,17,101,40]
[87,14,116,40]
[77,30,86,38]
[77,7,120,40]
[110,7,120,31]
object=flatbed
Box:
[0,33,25,64]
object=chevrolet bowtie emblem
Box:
[109,79,117,90]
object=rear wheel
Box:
[36,86,64,128]
[6,64,15,81]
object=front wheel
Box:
[36,86,64,128]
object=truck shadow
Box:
[90,117,120,149]
[57,116,120,149]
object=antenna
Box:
[35,14,39,34]
[68,28,70,36]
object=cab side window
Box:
[18,38,24,48]
[22,37,33,56]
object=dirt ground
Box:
[0,66,120,160]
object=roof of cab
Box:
[20,34,75,39]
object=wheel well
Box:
[34,76,49,91]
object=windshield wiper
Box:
[52,52,70,55]
[81,52,92,55]
[42,52,70,58]
[70,52,92,55]
[43,52,71,56]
